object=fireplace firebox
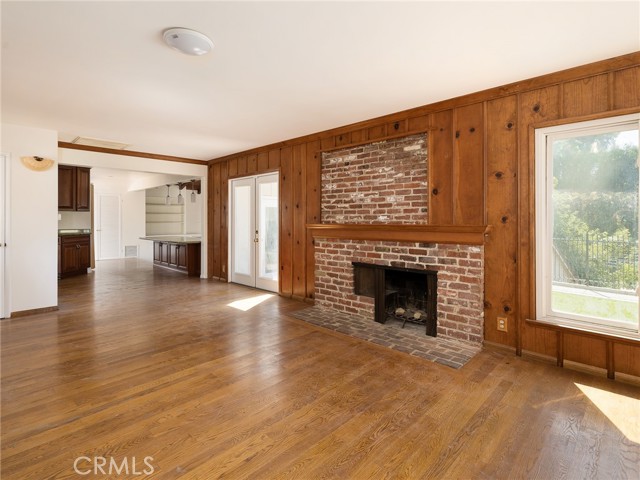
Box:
[353,262,437,336]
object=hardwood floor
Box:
[1,258,639,479]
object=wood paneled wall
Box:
[209,52,640,377]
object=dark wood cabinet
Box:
[58,165,76,211]
[58,166,91,211]
[151,241,200,276]
[75,167,91,211]
[59,235,90,278]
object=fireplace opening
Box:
[353,262,437,336]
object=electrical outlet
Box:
[497,317,508,332]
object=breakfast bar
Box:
[140,236,201,277]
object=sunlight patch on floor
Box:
[227,293,274,311]
[575,383,640,443]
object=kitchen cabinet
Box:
[58,166,91,211]
[149,238,200,276]
[59,234,90,278]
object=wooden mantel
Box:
[306,224,489,245]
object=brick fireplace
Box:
[309,133,486,346]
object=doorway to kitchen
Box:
[229,173,279,292]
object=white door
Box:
[96,194,121,260]
[0,154,8,318]
[230,173,279,292]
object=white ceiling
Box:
[2,1,639,161]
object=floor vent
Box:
[124,245,138,258]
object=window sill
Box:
[526,318,640,345]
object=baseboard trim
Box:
[10,306,59,318]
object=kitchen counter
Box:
[140,235,201,244]
[59,229,91,236]
[141,236,201,276]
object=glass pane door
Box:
[229,174,279,292]
[230,178,255,287]
[256,174,279,292]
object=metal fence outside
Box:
[553,233,639,291]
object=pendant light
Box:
[177,185,184,205]
[165,184,171,205]
[190,179,196,203]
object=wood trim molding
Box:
[58,142,207,165]
[306,223,488,245]
[524,319,640,347]
[10,306,59,318]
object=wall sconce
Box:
[21,156,54,171]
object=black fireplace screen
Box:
[353,262,437,336]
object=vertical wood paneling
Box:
[564,335,607,369]
[207,165,214,278]
[408,114,429,132]
[613,66,640,109]
[387,119,407,135]
[279,147,293,297]
[428,110,454,224]
[268,148,281,170]
[335,132,351,147]
[368,125,387,141]
[562,74,610,117]
[305,141,322,300]
[211,162,222,278]
[321,136,335,151]
[292,144,307,299]
[613,343,640,377]
[227,158,238,178]
[219,162,228,280]
[257,152,268,172]
[484,95,518,346]
[237,156,247,176]
[453,103,484,225]
[350,129,367,145]
[247,154,258,175]
[517,86,560,353]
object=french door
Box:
[229,173,279,292]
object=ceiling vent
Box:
[71,136,130,150]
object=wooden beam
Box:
[58,142,207,165]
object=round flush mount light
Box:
[163,28,213,56]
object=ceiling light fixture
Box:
[163,28,213,56]
[165,184,171,205]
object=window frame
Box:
[534,112,640,339]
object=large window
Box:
[535,114,639,338]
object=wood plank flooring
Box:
[1,258,639,479]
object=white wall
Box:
[59,148,208,276]
[1,124,58,314]
[184,188,203,235]
[93,182,147,262]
